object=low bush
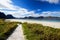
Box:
[22,23,60,40]
[0,19,18,40]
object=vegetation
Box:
[22,22,60,40]
[0,19,60,40]
[0,19,19,40]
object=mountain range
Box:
[0,12,60,20]
[21,16,60,20]
[0,12,15,19]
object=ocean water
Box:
[19,19,60,22]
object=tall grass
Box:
[22,22,60,40]
[0,19,18,40]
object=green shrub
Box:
[0,19,18,40]
[22,22,60,40]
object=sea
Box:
[19,19,60,22]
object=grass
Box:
[0,19,60,40]
[0,19,19,40]
[22,22,60,40]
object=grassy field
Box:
[22,22,60,40]
[0,19,19,40]
[0,19,60,40]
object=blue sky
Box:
[0,0,60,18]
[12,0,60,11]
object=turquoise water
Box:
[20,19,60,22]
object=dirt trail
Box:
[7,24,25,40]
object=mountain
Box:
[6,14,15,19]
[0,12,6,19]
[21,16,60,20]
[44,16,60,20]
[0,12,15,19]
[22,16,44,19]
[0,12,60,19]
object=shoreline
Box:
[5,19,60,28]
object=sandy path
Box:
[7,24,25,40]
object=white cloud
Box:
[38,0,59,4]
[0,0,60,18]
[0,0,15,10]
[40,11,60,17]
[0,0,39,18]
[12,10,40,18]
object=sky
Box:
[0,0,60,18]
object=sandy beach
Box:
[5,19,60,28]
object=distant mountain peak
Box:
[0,12,15,19]
[6,14,15,19]
[0,12,6,18]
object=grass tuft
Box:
[22,22,60,40]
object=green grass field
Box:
[0,19,60,40]
[22,22,60,40]
[0,19,19,40]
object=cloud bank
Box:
[38,0,60,4]
[40,11,60,17]
[0,0,60,18]
[0,0,38,18]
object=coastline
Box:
[5,19,60,28]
